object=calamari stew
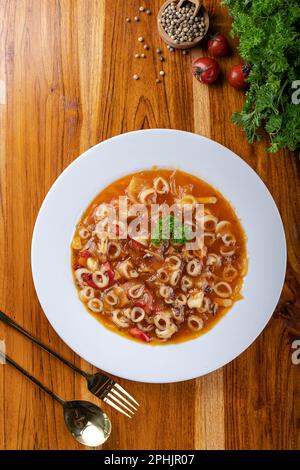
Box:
[71,169,247,344]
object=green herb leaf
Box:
[151,215,193,246]
[223,0,300,152]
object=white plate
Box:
[31,130,286,383]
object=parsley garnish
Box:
[223,0,300,153]
[151,215,192,246]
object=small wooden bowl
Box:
[157,0,209,50]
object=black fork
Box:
[0,311,139,418]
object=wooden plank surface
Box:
[0,0,299,450]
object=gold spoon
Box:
[1,351,112,447]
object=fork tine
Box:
[110,387,138,411]
[114,383,140,406]
[103,397,132,418]
[106,392,135,415]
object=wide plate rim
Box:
[31,129,287,383]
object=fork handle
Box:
[0,311,88,379]
[0,350,65,406]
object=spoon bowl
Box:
[1,350,112,448]
[64,400,112,447]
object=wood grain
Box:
[0,0,299,450]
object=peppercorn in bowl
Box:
[157,0,209,49]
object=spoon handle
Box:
[0,311,88,379]
[0,350,65,406]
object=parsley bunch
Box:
[151,215,192,246]
[223,0,300,152]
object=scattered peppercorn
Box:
[133,74,139,80]
[156,79,161,84]
[146,9,151,15]
[156,48,162,54]
[160,56,165,62]
[159,70,165,76]
[126,18,131,23]
[135,53,140,58]
[134,16,140,22]
[139,6,145,12]
[138,36,144,42]
[141,53,146,58]
[144,44,149,50]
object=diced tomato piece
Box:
[82,273,98,290]
[129,327,151,343]
[135,290,152,314]
[130,239,145,252]
[79,249,91,258]
[107,271,114,285]
[134,302,144,309]
[102,262,115,285]
[134,291,161,315]
[114,223,125,238]
[150,303,162,314]
[73,263,82,270]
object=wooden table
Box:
[0,0,299,450]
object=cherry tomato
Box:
[192,57,220,85]
[208,33,229,57]
[129,327,151,343]
[227,63,251,90]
